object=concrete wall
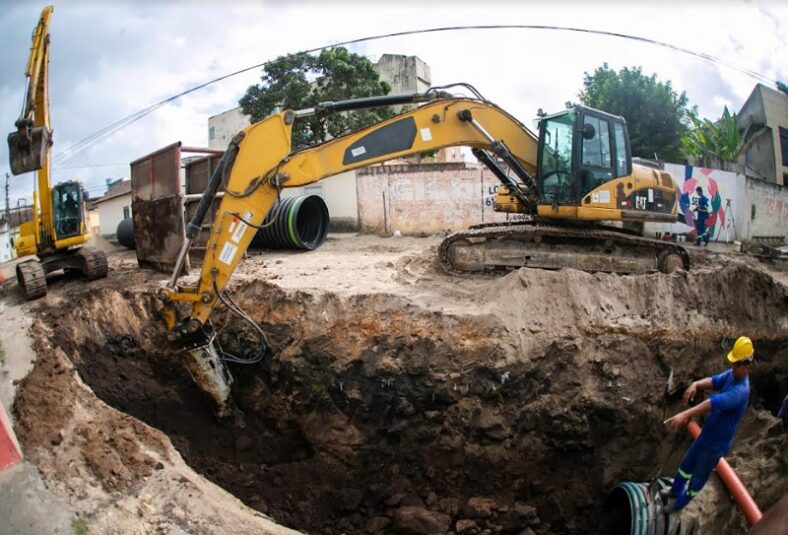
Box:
[96,194,132,237]
[762,86,788,185]
[738,84,788,185]
[644,163,787,243]
[356,161,787,242]
[208,107,251,150]
[745,179,788,240]
[743,129,775,182]
[375,54,431,95]
[356,163,514,235]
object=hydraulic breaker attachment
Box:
[179,330,234,417]
[8,124,51,176]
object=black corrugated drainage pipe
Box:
[600,477,699,535]
[116,217,135,249]
[252,195,329,250]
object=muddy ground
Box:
[4,235,788,534]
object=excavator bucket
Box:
[7,126,50,176]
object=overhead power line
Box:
[52,24,779,166]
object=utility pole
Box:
[4,173,10,223]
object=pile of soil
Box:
[11,244,788,534]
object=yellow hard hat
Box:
[727,336,754,363]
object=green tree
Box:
[680,107,741,167]
[579,64,691,161]
[239,47,393,150]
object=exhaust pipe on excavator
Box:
[7,123,51,176]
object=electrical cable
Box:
[50,24,779,167]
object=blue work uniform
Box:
[695,195,710,246]
[670,369,750,509]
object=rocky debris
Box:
[392,506,451,534]
[463,497,498,518]
[365,516,391,533]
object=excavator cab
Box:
[537,106,631,205]
[52,181,85,240]
[7,122,51,176]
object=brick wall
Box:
[356,163,519,235]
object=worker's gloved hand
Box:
[664,413,688,431]
[683,382,698,405]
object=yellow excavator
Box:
[8,6,108,300]
[159,85,689,414]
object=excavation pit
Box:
[11,252,788,534]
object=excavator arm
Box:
[163,94,539,332]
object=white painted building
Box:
[208,107,251,151]
[90,179,132,237]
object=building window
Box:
[780,127,788,167]
[123,206,130,219]
[209,126,216,140]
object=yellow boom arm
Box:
[8,6,56,248]
[163,97,538,331]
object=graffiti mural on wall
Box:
[677,166,733,241]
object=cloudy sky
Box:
[1,0,785,208]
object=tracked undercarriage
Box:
[439,221,690,275]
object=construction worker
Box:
[662,336,754,511]
[693,186,710,246]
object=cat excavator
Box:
[7,5,108,300]
[159,85,689,414]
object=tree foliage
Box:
[680,107,741,166]
[579,64,691,161]
[239,47,393,150]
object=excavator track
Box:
[16,260,47,300]
[78,247,108,280]
[439,221,689,275]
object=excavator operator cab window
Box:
[578,109,632,198]
[579,114,614,196]
[53,182,83,240]
[538,110,575,204]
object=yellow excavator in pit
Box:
[159,85,690,414]
[8,6,108,300]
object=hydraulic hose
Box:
[686,421,763,526]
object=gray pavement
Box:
[0,463,77,535]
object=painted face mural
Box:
[678,167,725,236]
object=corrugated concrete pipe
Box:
[686,421,763,526]
[116,217,135,249]
[602,477,698,535]
[252,195,329,250]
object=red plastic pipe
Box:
[687,421,763,526]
